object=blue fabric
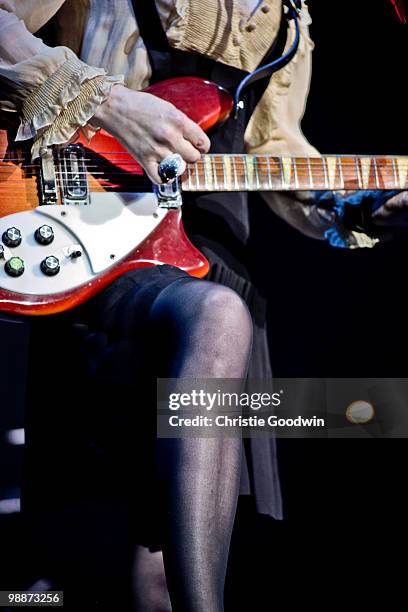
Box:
[314,190,401,248]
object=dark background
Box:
[272,0,407,473]
[1,0,407,608]
[274,0,407,522]
[229,1,408,607]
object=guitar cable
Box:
[234,0,302,117]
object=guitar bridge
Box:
[155,177,183,209]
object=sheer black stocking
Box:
[149,278,252,612]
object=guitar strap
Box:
[130,0,302,116]
[131,0,173,81]
[131,0,171,52]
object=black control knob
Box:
[40,255,60,276]
[2,227,22,248]
[5,256,25,277]
[35,225,54,246]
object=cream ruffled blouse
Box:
[0,0,316,158]
[0,1,375,248]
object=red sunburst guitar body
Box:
[0,77,232,315]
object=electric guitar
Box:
[0,76,407,315]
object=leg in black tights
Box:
[149,278,252,612]
[23,270,251,612]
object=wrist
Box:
[88,83,127,131]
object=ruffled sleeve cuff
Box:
[15,55,123,159]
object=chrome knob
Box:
[35,225,54,246]
[2,227,22,248]
[40,255,60,276]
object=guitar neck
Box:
[182,155,408,192]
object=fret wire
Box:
[248,155,256,190]
[203,156,208,189]
[187,163,192,191]
[211,155,218,190]
[195,159,200,190]
[355,158,362,188]
[240,156,245,190]
[338,157,345,190]
[232,156,239,190]
[392,157,398,187]
[222,156,227,190]
[254,156,260,190]
[293,158,299,190]
[266,156,273,190]
[307,158,314,189]
[279,158,284,189]
[373,157,380,189]
[243,156,249,190]
[322,158,328,189]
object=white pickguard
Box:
[0,192,167,296]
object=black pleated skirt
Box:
[23,260,282,551]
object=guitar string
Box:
[0,170,405,182]
[1,154,407,164]
[1,164,406,177]
[1,164,405,173]
[0,174,403,183]
[0,171,403,180]
[0,181,402,191]
[1,158,407,164]
[0,167,402,176]
[1,150,407,158]
[1,185,402,192]
[1,160,406,186]
[1,174,402,182]
[1,164,405,171]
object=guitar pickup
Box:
[40,148,58,205]
[59,144,90,205]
